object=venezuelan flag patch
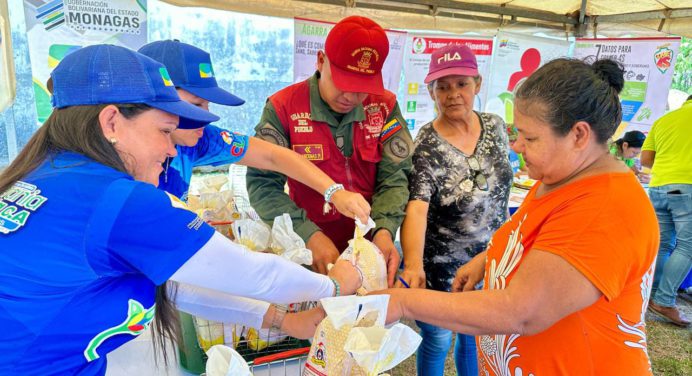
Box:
[379,119,403,143]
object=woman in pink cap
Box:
[396,44,512,376]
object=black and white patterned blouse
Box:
[409,112,513,292]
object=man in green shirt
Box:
[642,95,692,327]
[246,16,413,286]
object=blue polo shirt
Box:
[0,152,214,375]
[159,125,249,200]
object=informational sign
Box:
[23,0,148,124]
[401,34,493,138]
[293,17,406,93]
[574,37,680,136]
[484,32,571,127]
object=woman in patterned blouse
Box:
[396,44,513,376]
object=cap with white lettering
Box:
[424,44,479,84]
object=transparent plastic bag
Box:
[271,214,313,265]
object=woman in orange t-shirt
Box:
[378,58,659,375]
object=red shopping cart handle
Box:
[252,347,311,365]
[207,220,234,225]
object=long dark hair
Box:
[0,104,181,364]
[514,58,625,144]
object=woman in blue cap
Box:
[138,40,370,222]
[0,44,362,375]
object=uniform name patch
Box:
[379,119,403,143]
[293,144,324,161]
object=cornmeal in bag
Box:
[303,295,388,376]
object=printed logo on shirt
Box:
[293,144,324,161]
[165,192,189,210]
[294,124,313,133]
[219,131,246,157]
[290,112,311,121]
[0,181,48,234]
[199,63,214,78]
[84,299,156,361]
[379,119,403,143]
[367,111,384,131]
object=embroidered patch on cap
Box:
[159,67,173,86]
[199,63,214,78]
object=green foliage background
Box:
[672,37,691,94]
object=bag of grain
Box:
[340,218,387,295]
[303,295,388,376]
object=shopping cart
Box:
[193,301,317,375]
[187,216,316,375]
[249,347,311,375]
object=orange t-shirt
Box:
[477,173,659,375]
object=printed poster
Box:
[401,34,493,138]
[484,32,571,128]
[23,0,148,124]
[0,5,14,112]
[293,17,406,93]
[574,37,680,136]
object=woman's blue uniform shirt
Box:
[159,125,249,200]
[0,152,214,374]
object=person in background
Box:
[376,58,659,375]
[0,45,362,375]
[246,16,414,282]
[641,94,692,327]
[609,130,649,182]
[507,127,528,176]
[396,44,512,376]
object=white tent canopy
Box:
[162,0,692,37]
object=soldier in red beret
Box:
[247,16,413,285]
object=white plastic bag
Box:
[340,218,387,295]
[271,214,313,265]
[231,219,271,252]
[344,324,422,375]
[303,295,389,376]
[205,345,253,376]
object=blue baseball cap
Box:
[138,40,245,106]
[50,44,220,124]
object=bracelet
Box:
[269,304,288,332]
[330,277,341,297]
[324,183,345,203]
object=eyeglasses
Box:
[460,155,488,192]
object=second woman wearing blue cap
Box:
[138,40,370,224]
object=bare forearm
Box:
[400,210,427,269]
[247,137,335,194]
[397,288,525,335]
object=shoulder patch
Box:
[387,136,411,159]
[220,131,247,157]
[379,119,403,143]
[258,124,288,148]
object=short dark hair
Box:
[515,58,625,144]
[617,130,646,148]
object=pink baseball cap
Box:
[424,44,479,84]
